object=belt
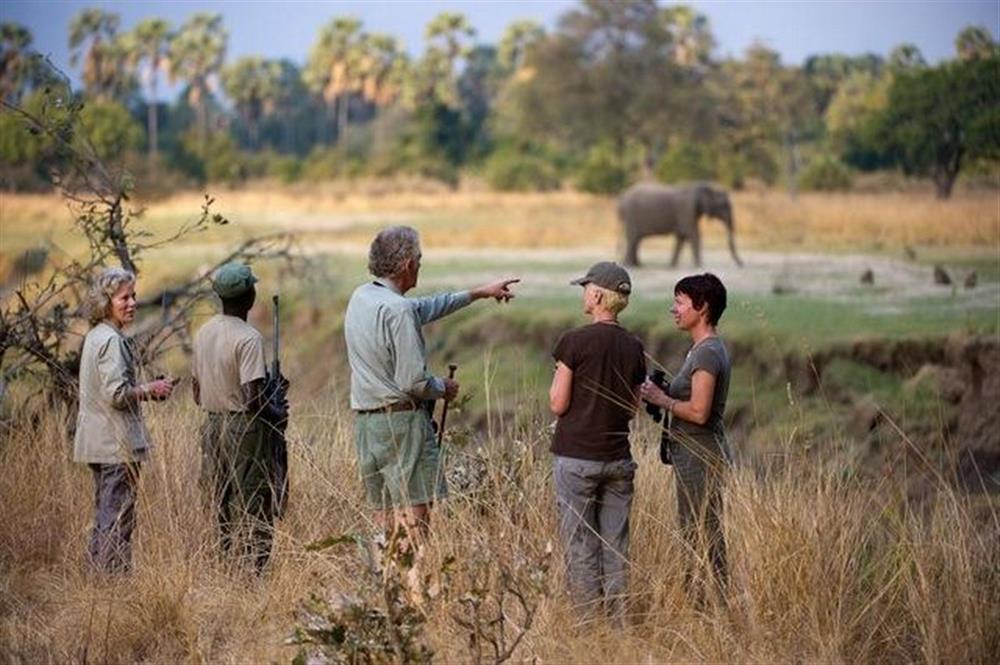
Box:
[355,400,420,415]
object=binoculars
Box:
[645,369,668,422]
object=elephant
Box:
[618,182,743,268]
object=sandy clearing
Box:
[309,244,998,310]
[153,239,999,313]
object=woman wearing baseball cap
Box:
[549,261,646,625]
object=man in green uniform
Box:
[192,263,287,572]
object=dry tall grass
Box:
[3,186,997,261]
[2,388,997,663]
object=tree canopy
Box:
[1,4,997,197]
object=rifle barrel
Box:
[272,294,280,375]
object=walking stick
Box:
[437,364,458,445]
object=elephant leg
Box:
[624,236,640,267]
[691,233,702,267]
[670,237,686,268]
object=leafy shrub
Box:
[0,111,48,190]
[268,155,303,183]
[289,534,435,665]
[411,154,459,188]
[716,152,751,190]
[483,148,561,191]
[655,142,717,183]
[799,154,854,191]
[0,88,76,190]
[746,144,781,186]
[202,134,247,184]
[169,131,248,184]
[78,100,143,161]
[574,143,628,194]
[301,147,365,181]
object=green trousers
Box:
[200,412,275,571]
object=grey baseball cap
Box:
[570,261,632,295]
[212,263,258,298]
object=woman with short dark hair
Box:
[74,267,175,572]
[640,272,732,599]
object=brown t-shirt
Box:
[551,323,646,462]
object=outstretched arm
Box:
[411,278,520,324]
[411,291,473,324]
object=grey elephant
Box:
[618,182,743,268]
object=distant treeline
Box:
[1,1,998,197]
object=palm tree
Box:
[304,17,364,144]
[168,13,227,148]
[125,19,171,160]
[887,43,926,72]
[221,56,282,149]
[408,12,475,108]
[662,5,714,68]
[69,9,133,102]
[357,33,404,108]
[955,25,998,61]
[1,22,33,102]
[497,20,544,75]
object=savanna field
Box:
[1,182,999,663]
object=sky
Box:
[3,0,998,92]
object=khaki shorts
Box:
[354,409,447,509]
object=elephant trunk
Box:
[726,216,743,267]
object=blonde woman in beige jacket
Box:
[74,267,175,573]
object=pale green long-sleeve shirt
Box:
[344,279,471,411]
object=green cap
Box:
[212,263,258,298]
[570,261,632,295]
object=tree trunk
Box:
[933,149,962,200]
[933,169,957,199]
[195,82,209,151]
[249,110,260,150]
[317,99,329,145]
[109,198,137,274]
[147,72,158,162]
[197,103,208,151]
[338,93,349,147]
[785,129,799,201]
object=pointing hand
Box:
[473,278,520,303]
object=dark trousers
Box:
[200,413,275,572]
[87,463,140,573]
[672,436,729,602]
[553,455,637,622]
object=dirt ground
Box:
[303,243,998,312]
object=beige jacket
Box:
[73,322,151,464]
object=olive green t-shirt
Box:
[551,323,646,462]
[667,336,731,440]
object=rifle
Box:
[266,294,290,516]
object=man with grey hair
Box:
[345,225,518,546]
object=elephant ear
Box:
[693,183,712,219]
